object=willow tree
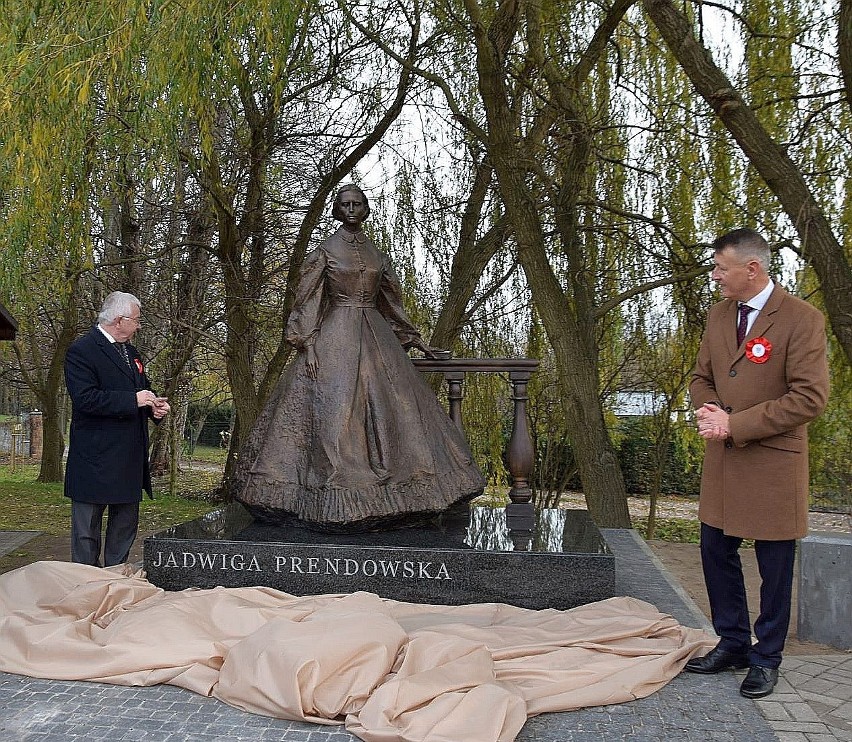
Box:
[0,1,268,480]
[645,0,852,365]
[344,0,728,526]
[117,1,432,478]
[1,0,425,484]
[5,0,846,506]
[340,1,616,525]
[612,13,720,536]
[0,1,135,480]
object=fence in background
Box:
[0,412,43,467]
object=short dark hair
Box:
[331,184,371,222]
[712,228,770,271]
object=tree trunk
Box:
[37,390,65,482]
[840,0,852,113]
[28,295,79,483]
[644,0,852,366]
[148,194,215,475]
[220,215,263,453]
[463,0,632,527]
[431,160,511,350]
[203,111,267,460]
[119,162,145,296]
[557,342,633,526]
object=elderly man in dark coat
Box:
[64,291,170,566]
[685,229,829,699]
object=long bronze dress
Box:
[231,226,485,531]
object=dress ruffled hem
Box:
[235,464,484,532]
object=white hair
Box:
[98,291,141,324]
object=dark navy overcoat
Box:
[64,326,155,504]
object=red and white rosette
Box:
[745,336,772,364]
[134,358,144,374]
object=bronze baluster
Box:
[506,371,535,550]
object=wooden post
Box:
[10,423,23,471]
[28,411,43,459]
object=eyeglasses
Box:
[121,315,142,327]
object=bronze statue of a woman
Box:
[230,185,484,531]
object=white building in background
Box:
[609,390,666,418]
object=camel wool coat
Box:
[690,284,829,541]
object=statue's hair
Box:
[331,184,371,222]
[98,291,141,324]
[712,228,770,272]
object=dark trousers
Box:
[71,500,140,567]
[700,522,796,669]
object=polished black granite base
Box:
[143,503,614,609]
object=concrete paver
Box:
[1,528,849,740]
[0,531,40,555]
[761,654,852,741]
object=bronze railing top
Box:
[411,357,539,374]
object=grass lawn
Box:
[0,455,228,573]
[1,453,703,546]
[0,462,221,537]
[631,516,701,544]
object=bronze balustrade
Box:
[412,357,539,548]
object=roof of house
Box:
[0,302,18,340]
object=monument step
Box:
[144,504,614,610]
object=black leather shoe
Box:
[740,665,779,698]
[684,646,750,674]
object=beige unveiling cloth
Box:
[0,562,715,742]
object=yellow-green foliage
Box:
[0,0,304,295]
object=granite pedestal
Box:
[144,504,614,610]
[798,530,852,650]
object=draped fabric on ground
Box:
[0,562,715,742]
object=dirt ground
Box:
[647,506,852,656]
[0,528,151,576]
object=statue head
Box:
[332,184,371,222]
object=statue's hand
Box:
[415,340,451,359]
[305,345,318,379]
[405,337,451,359]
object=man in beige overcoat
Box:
[684,228,829,699]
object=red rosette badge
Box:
[745,336,772,364]
[134,358,144,374]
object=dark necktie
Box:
[736,304,752,346]
[114,342,132,369]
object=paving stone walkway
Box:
[0,528,849,741]
[0,531,41,555]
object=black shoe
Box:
[740,665,779,698]
[684,646,750,674]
